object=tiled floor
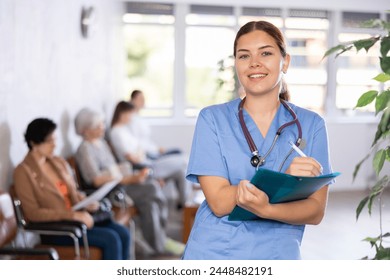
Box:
[153,186,390,260]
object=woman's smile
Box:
[247,72,268,80]
[235,30,289,97]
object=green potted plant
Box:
[323,18,390,259]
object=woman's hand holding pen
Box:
[236,180,271,218]
[285,157,323,177]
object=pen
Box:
[288,140,307,157]
[289,141,324,174]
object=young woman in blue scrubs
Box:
[182,21,333,260]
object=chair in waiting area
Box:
[0,191,58,260]
[8,185,102,260]
[66,156,137,259]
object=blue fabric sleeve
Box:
[186,108,228,183]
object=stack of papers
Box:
[72,179,120,211]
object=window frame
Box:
[123,2,387,124]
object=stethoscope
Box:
[238,97,303,170]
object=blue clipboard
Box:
[228,168,340,221]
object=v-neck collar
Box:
[232,98,292,154]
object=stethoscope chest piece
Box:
[239,97,303,170]
[250,155,260,167]
[250,154,264,168]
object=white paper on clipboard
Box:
[72,179,120,211]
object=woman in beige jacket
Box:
[13,118,130,259]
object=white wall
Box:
[0,0,125,191]
[149,120,379,191]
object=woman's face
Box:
[85,121,105,140]
[132,93,145,110]
[120,111,134,124]
[32,131,56,158]
[235,30,290,98]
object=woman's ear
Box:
[282,53,291,74]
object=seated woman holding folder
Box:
[13,118,130,260]
[182,21,334,260]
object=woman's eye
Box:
[261,51,273,56]
[238,54,249,60]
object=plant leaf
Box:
[368,194,380,216]
[357,176,389,217]
[356,196,369,220]
[373,127,382,147]
[374,247,390,260]
[380,108,390,132]
[335,45,353,58]
[373,149,386,176]
[355,90,378,108]
[380,36,390,57]
[363,236,380,248]
[380,56,390,75]
[354,37,379,52]
[362,233,390,251]
[375,90,390,114]
[322,44,347,59]
[373,73,390,83]
[353,154,370,181]
[372,108,390,146]
[370,177,387,196]
[386,147,390,161]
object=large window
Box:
[284,10,329,115]
[123,3,175,117]
[185,5,236,117]
[122,3,386,120]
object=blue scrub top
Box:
[183,98,333,260]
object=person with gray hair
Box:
[74,107,185,257]
[74,108,105,136]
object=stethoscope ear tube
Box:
[238,101,258,155]
[238,97,303,168]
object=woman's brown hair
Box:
[233,21,290,101]
[111,101,135,127]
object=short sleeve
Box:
[186,108,228,183]
[310,117,334,184]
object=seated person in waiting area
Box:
[109,101,190,209]
[13,118,130,260]
[74,108,185,256]
[129,89,182,159]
